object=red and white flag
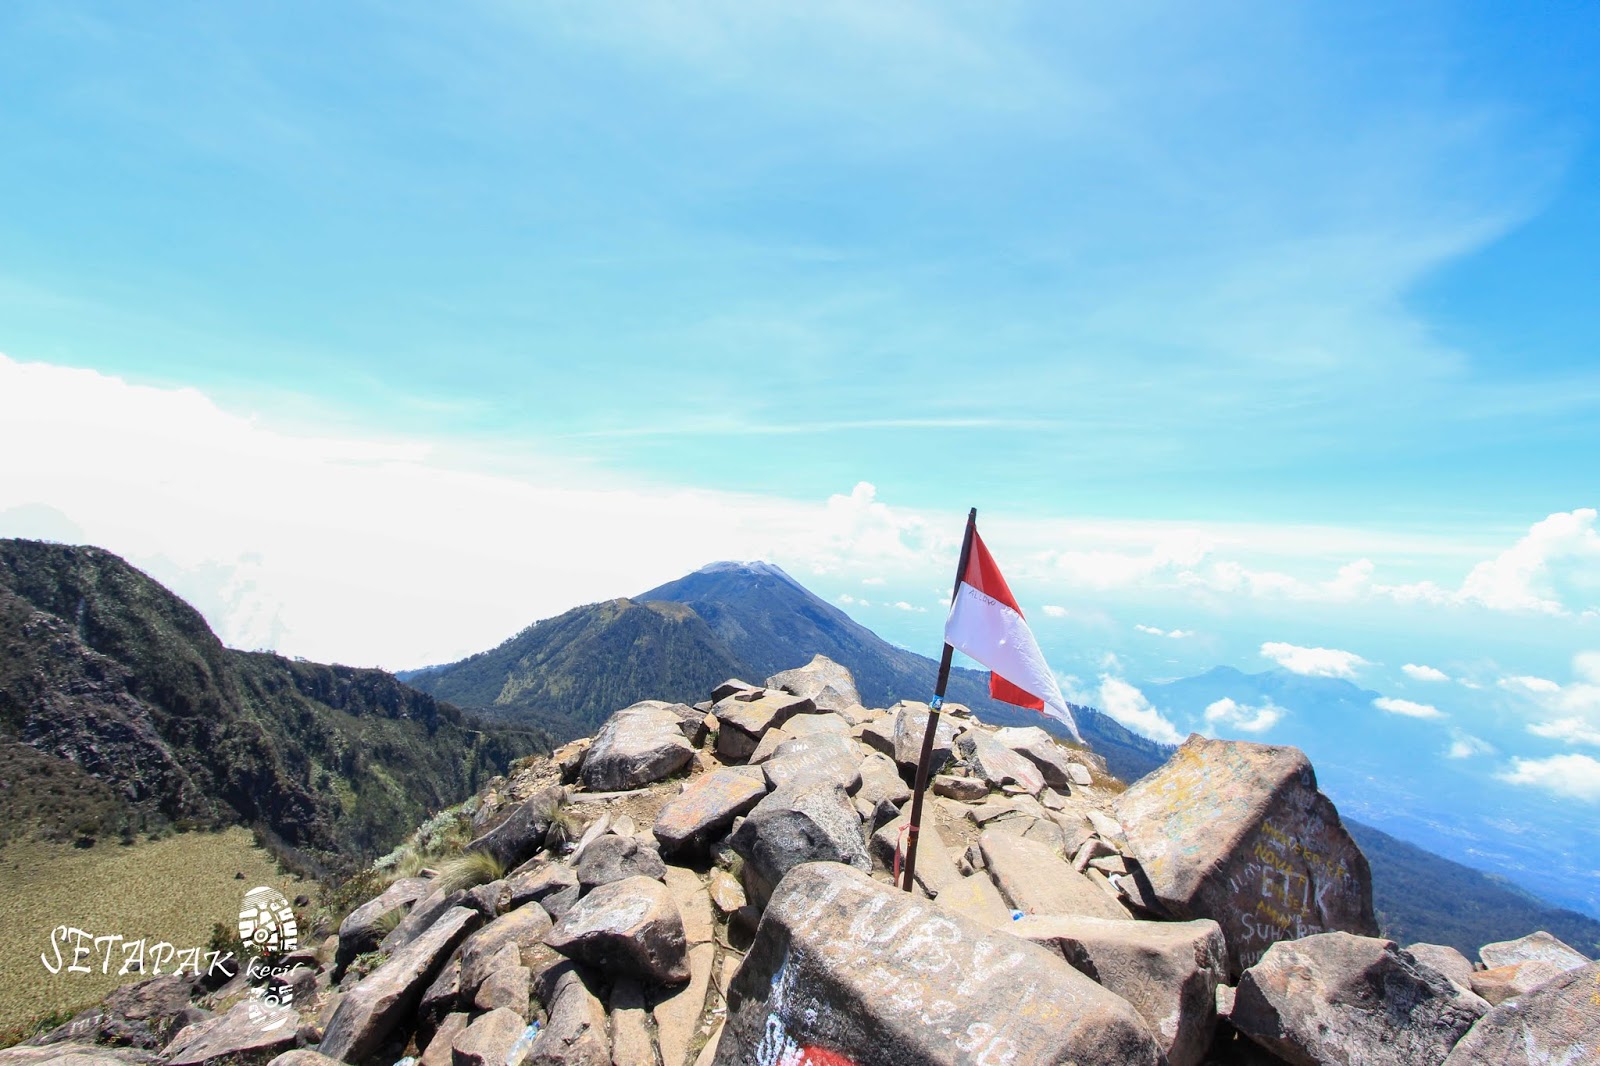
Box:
[943,526,1081,742]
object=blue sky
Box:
[2,4,1599,898]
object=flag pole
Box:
[901,506,977,893]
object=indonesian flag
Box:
[943,527,1081,742]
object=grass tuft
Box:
[433,849,506,894]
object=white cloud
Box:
[1457,509,1600,615]
[1497,753,1600,803]
[1445,731,1494,759]
[0,356,963,668]
[1041,604,1069,618]
[1402,663,1450,683]
[837,594,870,607]
[1260,641,1370,679]
[1097,676,1183,745]
[1496,653,1600,749]
[1203,697,1283,734]
[862,576,886,586]
[1500,675,1561,695]
[891,600,926,613]
[1135,623,1192,639]
[1374,696,1445,720]
[1527,718,1600,747]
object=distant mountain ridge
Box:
[0,540,546,871]
[411,561,1174,781]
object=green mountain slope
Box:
[414,561,1171,782]
[0,539,546,872]
[1346,819,1600,957]
[406,597,748,738]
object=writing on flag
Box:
[943,527,1081,742]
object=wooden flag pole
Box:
[900,507,977,893]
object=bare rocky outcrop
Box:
[36,659,1596,1066]
[716,862,1163,1066]
[1442,960,1600,1065]
[1015,915,1226,1066]
[1114,734,1378,978]
[1231,931,1489,1066]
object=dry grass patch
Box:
[0,828,307,1039]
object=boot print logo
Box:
[238,886,298,955]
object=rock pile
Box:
[7,654,1593,1066]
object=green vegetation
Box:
[1347,819,1600,958]
[433,849,508,894]
[0,828,302,1038]
[0,539,550,875]
[408,597,747,738]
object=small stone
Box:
[708,869,746,915]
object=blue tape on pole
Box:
[929,695,943,710]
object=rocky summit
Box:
[6,655,1593,1066]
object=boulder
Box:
[1470,961,1569,1006]
[319,905,482,1063]
[979,829,1132,921]
[449,1007,525,1066]
[546,876,691,984]
[1114,735,1377,978]
[419,1012,469,1066]
[956,730,1046,795]
[1015,915,1227,1066]
[710,679,759,701]
[416,959,461,1045]
[714,862,1162,1066]
[581,702,696,791]
[457,903,553,1000]
[870,812,962,899]
[1442,961,1600,1065]
[854,751,912,808]
[855,717,897,757]
[506,863,581,920]
[525,962,610,1066]
[608,979,657,1066]
[713,691,815,760]
[465,786,566,871]
[932,774,989,802]
[575,834,667,890]
[663,865,715,946]
[730,780,870,908]
[1232,931,1489,1066]
[335,877,430,972]
[1067,762,1093,787]
[933,873,1014,929]
[992,726,1079,791]
[654,942,715,1066]
[765,654,862,711]
[1478,930,1591,973]
[162,998,302,1066]
[781,712,852,738]
[652,768,768,858]
[1407,943,1477,990]
[746,727,792,764]
[268,1054,343,1066]
[761,734,862,792]
[892,702,960,774]
[380,887,470,955]
[0,1047,160,1066]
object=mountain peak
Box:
[690,559,801,583]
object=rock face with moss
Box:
[15,658,1593,1066]
[0,539,547,868]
